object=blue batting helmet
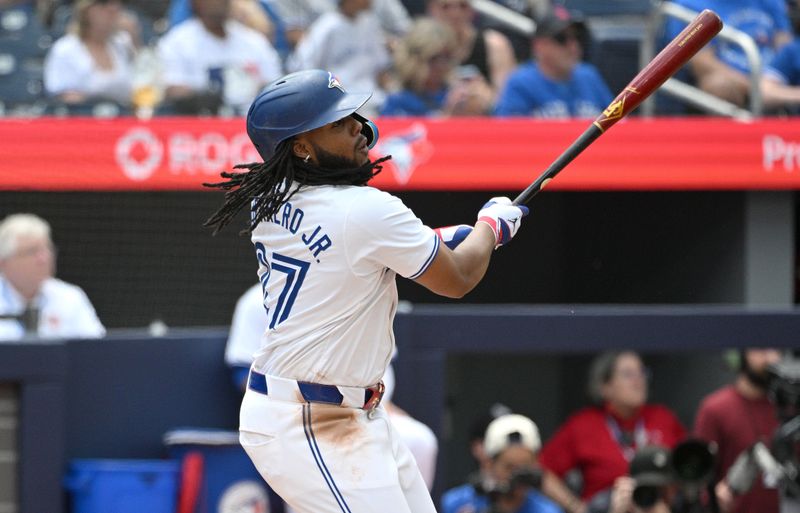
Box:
[246,69,379,161]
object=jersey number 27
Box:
[255,242,310,329]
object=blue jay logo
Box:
[374,123,434,185]
[327,72,345,93]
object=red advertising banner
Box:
[1,117,799,191]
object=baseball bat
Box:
[513,9,723,205]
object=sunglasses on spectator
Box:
[552,30,580,45]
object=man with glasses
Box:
[0,214,105,341]
[494,6,612,118]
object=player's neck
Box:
[735,374,766,400]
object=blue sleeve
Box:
[380,91,431,117]
[380,94,405,116]
[168,0,193,28]
[528,491,565,513]
[766,0,791,33]
[230,365,250,392]
[259,0,289,57]
[440,486,472,513]
[767,42,800,84]
[494,72,533,116]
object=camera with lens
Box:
[767,359,800,423]
[766,359,800,497]
[472,466,544,499]
[630,440,717,510]
[723,358,800,504]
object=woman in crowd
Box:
[426,0,517,94]
[43,0,139,108]
[539,351,687,513]
[382,17,493,117]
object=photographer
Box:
[442,414,562,513]
[609,441,717,513]
[609,446,673,513]
[693,348,783,513]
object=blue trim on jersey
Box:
[409,234,440,280]
[302,404,352,513]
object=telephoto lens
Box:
[672,439,716,484]
[633,485,661,508]
[629,446,672,508]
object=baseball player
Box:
[204,69,528,513]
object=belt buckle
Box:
[363,381,385,419]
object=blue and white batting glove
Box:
[434,224,474,250]
[477,196,529,247]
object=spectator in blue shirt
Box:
[665,0,792,107]
[761,37,800,111]
[442,414,563,513]
[494,6,612,118]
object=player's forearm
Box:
[447,223,496,293]
[415,224,495,298]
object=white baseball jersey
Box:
[250,184,439,388]
[0,274,105,341]
[157,19,283,111]
[44,32,135,105]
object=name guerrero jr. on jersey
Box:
[252,199,333,330]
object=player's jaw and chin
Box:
[309,139,369,170]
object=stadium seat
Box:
[0,6,52,67]
[0,66,45,113]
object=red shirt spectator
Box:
[538,351,686,513]
[540,402,686,500]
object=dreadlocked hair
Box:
[203,139,391,235]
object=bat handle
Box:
[513,176,549,205]
[513,125,604,206]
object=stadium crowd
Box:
[1,0,800,118]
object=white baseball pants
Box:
[239,386,437,513]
